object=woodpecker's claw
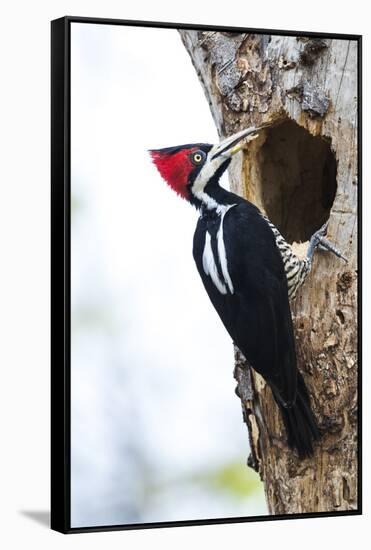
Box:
[318,238,348,263]
[308,221,348,263]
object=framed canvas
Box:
[51,16,362,533]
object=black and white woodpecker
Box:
[150,126,346,458]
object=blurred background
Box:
[71,22,266,528]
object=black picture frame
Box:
[51,16,362,534]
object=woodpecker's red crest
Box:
[149,146,203,200]
[150,126,266,207]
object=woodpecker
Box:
[149,126,345,458]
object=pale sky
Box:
[70,22,265,527]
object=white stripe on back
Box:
[217,205,236,294]
[202,231,227,294]
[202,205,236,295]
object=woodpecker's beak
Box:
[211,124,268,160]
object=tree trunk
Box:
[180,30,358,515]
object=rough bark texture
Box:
[180,31,358,515]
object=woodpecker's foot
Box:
[308,221,348,263]
[318,237,348,262]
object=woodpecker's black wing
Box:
[193,201,297,406]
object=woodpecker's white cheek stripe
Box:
[193,191,231,214]
[194,191,219,210]
[192,148,225,210]
[217,205,236,294]
[202,231,227,295]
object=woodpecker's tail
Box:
[275,372,320,458]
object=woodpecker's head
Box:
[149,126,264,209]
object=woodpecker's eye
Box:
[191,150,205,165]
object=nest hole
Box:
[259,120,337,243]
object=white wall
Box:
[0,0,369,548]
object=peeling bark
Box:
[180,30,358,514]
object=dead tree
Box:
[180,30,359,514]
